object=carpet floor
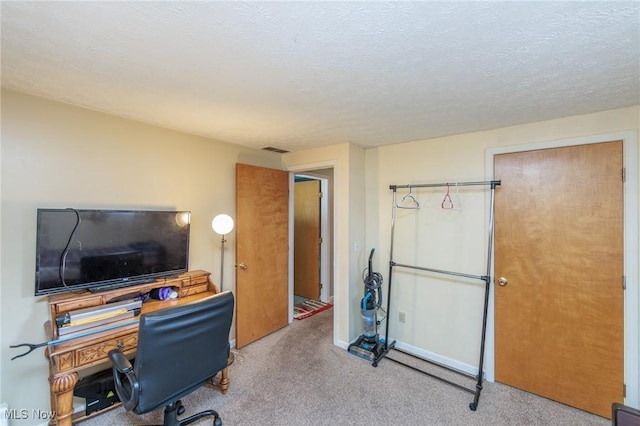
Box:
[82,307,609,425]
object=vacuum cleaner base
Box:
[347,335,382,362]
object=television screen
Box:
[35,209,190,296]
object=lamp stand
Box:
[219,234,235,366]
[219,234,226,292]
[211,213,235,367]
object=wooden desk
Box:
[44,270,229,425]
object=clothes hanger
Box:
[441,183,454,209]
[396,186,421,209]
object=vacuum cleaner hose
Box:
[363,248,383,309]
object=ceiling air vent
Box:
[262,146,289,154]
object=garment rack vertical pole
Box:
[375,179,500,411]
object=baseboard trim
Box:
[336,339,349,350]
[391,340,482,378]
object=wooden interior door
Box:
[494,141,624,418]
[294,180,321,300]
[236,163,289,348]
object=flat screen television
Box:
[35,209,191,296]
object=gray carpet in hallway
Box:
[82,307,609,425]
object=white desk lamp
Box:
[211,214,234,292]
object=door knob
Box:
[498,277,508,286]
[236,263,248,270]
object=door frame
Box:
[485,130,639,407]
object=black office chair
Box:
[109,291,234,426]
[612,402,640,426]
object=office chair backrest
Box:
[613,403,640,426]
[133,291,234,414]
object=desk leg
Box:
[207,367,230,394]
[220,367,229,394]
[49,372,78,426]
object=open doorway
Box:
[292,169,333,318]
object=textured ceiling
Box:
[1,1,639,152]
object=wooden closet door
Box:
[494,141,624,418]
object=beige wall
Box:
[2,88,638,420]
[365,106,639,395]
[0,89,3,416]
[0,90,281,423]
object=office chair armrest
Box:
[108,349,140,412]
[109,349,132,372]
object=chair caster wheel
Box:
[214,417,222,426]
[469,403,477,411]
[177,403,186,416]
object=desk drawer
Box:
[181,283,210,296]
[75,333,138,368]
[181,274,209,287]
[55,296,104,315]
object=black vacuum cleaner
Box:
[348,248,385,364]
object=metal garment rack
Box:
[376,179,501,411]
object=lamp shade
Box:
[212,214,234,235]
